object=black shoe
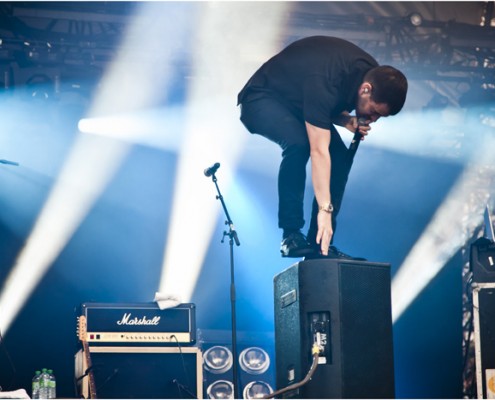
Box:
[304,245,367,261]
[280,232,314,258]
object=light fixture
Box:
[243,381,273,399]
[206,380,234,399]
[239,347,270,375]
[25,73,53,101]
[409,12,423,27]
[204,346,233,374]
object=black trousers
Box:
[240,96,354,245]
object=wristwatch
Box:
[319,202,334,213]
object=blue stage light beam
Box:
[363,107,466,162]
[78,107,185,151]
[0,2,192,334]
[391,133,495,322]
[158,2,290,302]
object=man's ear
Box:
[359,82,372,95]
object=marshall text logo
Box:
[116,313,161,326]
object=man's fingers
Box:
[318,229,332,255]
[316,231,322,245]
[321,238,330,255]
[359,126,371,135]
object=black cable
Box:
[463,329,476,398]
[263,344,321,399]
[74,368,92,399]
[170,335,197,399]
[94,367,118,393]
[461,268,475,398]
[74,306,85,398]
[0,328,17,391]
[462,311,474,371]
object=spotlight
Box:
[239,347,270,375]
[206,380,234,399]
[243,381,273,399]
[204,346,233,374]
[409,12,423,27]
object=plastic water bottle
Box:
[39,368,49,399]
[31,370,41,399]
[48,369,56,399]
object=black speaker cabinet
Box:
[75,346,203,399]
[273,258,394,399]
[473,284,495,398]
[471,238,495,283]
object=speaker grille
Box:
[340,263,394,398]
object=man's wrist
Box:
[319,202,334,213]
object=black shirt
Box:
[238,36,378,129]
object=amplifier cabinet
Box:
[473,283,495,399]
[75,346,203,399]
[274,258,395,399]
[80,302,196,345]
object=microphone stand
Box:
[207,171,241,399]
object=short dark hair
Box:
[364,65,408,115]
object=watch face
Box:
[319,203,333,213]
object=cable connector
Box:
[312,343,323,356]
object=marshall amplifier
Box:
[80,302,196,345]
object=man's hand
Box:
[334,113,372,138]
[316,208,333,256]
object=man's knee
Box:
[282,140,310,158]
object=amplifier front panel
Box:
[80,303,196,345]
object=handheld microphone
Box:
[204,162,220,177]
[349,118,367,153]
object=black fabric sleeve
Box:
[302,74,341,130]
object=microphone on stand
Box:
[0,159,19,166]
[204,162,220,177]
